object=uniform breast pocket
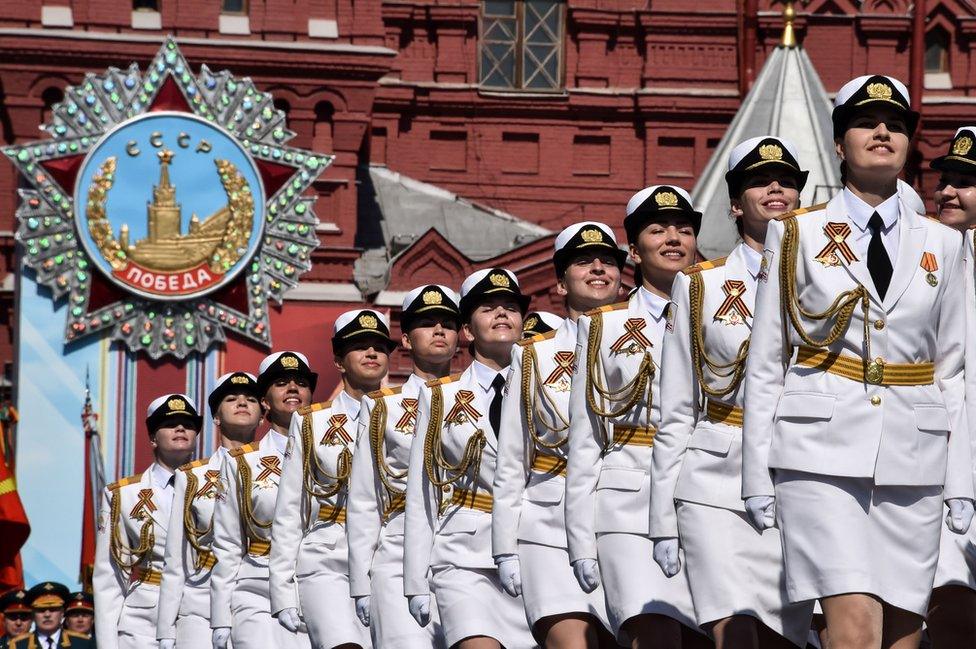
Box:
[595,466,649,534]
[686,426,734,457]
[438,511,480,535]
[524,479,564,505]
[775,391,836,422]
[914,404,950,436]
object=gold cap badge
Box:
[489,272,511,288]
[422,289,443,305]
[866,82,893,101]
[167,398,186,411]
[359,313,378,329]
[524,316,538,331]
[580,228,603,243]
[759,143,783,161]
[952,136,973,157]
[655,191,679,207]
[280,355,299,369]
[230,375,249,384]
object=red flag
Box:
[0,459,30,591]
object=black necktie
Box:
[867,212,893,299]
[489,374,505,438]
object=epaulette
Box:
[517,329,557,346]
[297,401,330,417]
[682,256,728,275]
[368,385,403,399]
[229,442,257,458]
[776,202,827,221]
[426,373,461,388]
[585,301,628,317]
[64,631,88,639]
[107,473,142,491]
[179,458,208,472]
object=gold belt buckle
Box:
[866,357,885,385]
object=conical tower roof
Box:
[692,45,840,259]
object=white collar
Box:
[471,359,506,392]
[150,462,174,490]
[38,629,61,645]
[560,316,579,339]
[637,286,670,320]
[337,390,361,420]
[405,373,427,392]
[739,243,763,279]
[266,429,288,455]
[843,187,900,233]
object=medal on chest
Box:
[394,398,419,434]
[610,318,652,356]
[542,351,575,392]
[921,252,938,287]
[253,456,281,490]
[130,488,156,521]
[322,414,353,445]
[445,389,481,425]
[714,279,751,326]
[195,469,222,500]
[814,222,858,268]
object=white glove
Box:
[571,558,601,593]
[495,554,522,597]
[355,595,371,627]
[652,538,681,577]
[212,628,231,649]
[408,594,431,627]
[745,495,776,531]
[277,607,303,633]
[946,498,975,534]
[159,640,176,649]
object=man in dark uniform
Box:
[9,583,93,648]
[0,589,31,649]
[62,594,93,640]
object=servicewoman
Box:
[210,352,316,649]
[928,126,976,648]
[649,137,814,648]
[94,394,200,649]
[522,312,564,339]
[272,310,394,649]
[403,268,536,649]
[492,223,624,647]
[11,583,93,649]
[348,286,462,648]
[741,76,975,649]
[565,185,704,649]
[157,372,262,649]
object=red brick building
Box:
[2,0,975,387]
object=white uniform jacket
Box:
[492,319,578,556]
[210,431,287,628]
[348,375,427,598]
[742,196,974,501]
[967,230,976,493]
[157,449,227,639]
[269,394,361,613]
[403,365,504,596]
[94,464,173,649]
[565,289,669,562]
[650,245,756,538]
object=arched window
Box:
[273,98,290,117]
[313,102,335,154]
[41,87,63,127]
[925,28,949,74]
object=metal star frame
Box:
[3,37,329,359]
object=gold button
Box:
[441,486,451,493]
[874,320,885,330]
[870,396,881,406]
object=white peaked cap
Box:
[146,393,197,418]
[333,309,390,333]
[215,371,257,386]
[461,268,520,298]
[531,311,564,330]
[259,351,310,375]
[402,285,461,311]
[626,185,695,216]
[554,221,619,252]
[727,136,801,171]
[834,75,911,108]
[897,179,926,216]
[953,126,976,137]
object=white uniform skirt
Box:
[596,532,698,643]
[370,531,444,649]
[774,470,944,616]
[933,503,976,591]
[518,541,611,631]
[676,501,813,647]
[430,565,535,649]
[297,542,372,648]
[231,578,311,649]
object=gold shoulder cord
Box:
[369,398,408,507]
[688,273,750,397]
[585,311,654,447]
[521,344,570,450]
[423,384,486,489]
[235,454,272,546]
[109,489,154,570]
[182,471,214,571]
[301,412,351,500]
[780,216,871,357]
